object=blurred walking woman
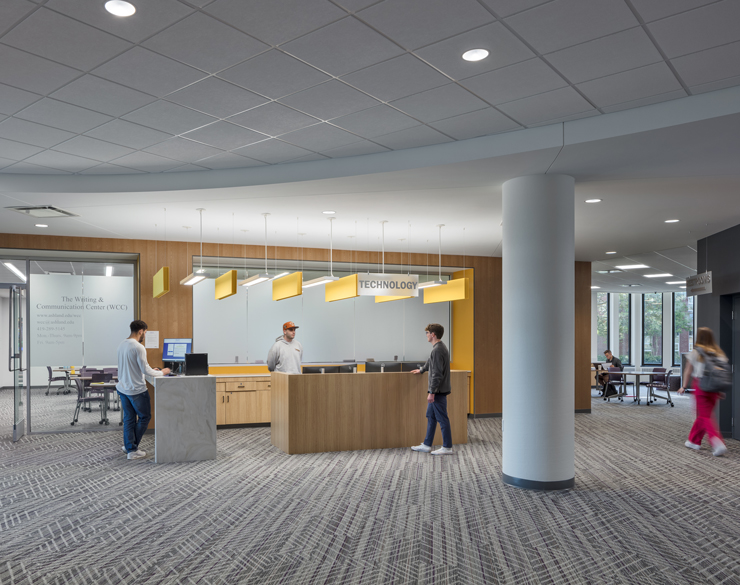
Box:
[678,327,728,456]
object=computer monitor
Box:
[163,338,192,362]
[401,362,425,372]
[338,365,356,373]
[365,362,401,373]
[185,353,208,376]
[322,366,340,374]
[302,366,323,374]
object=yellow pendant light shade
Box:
[375,295,412,303]
[153,266,170,298]
[326,274,358,302]
[273,272,303,300]
[215,269,237,300]
[424,278,468,303]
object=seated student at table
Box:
[600,349,623,397]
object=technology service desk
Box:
[271,371,468,454]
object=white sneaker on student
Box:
[122,445,128,453]
[127,449,146,460]
[431,446,453,455]
[411,444,431,453]
[711,442,727,457]
[684,441,701,450]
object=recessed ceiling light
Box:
[620,284,641,288]
[462,49,489,62]
[644,273,672,278]
[585,199,602,203]
[664,219,679,223]
[605,251,617,254]
[105,1,136,17]
[679,285,686,289]
[35,224,48,228]
[666,281,684,285]
[106,266,113,277]
[322,210,335,215]
[615,264,648,269]
[590,286,600,289]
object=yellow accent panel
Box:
[325,273,358,302]
[273,272,303,301]
[153,266,170,298]
[450,269,475,414]
[356,363,365,372]
[210,365,270,374]
[375,295,413,303]
[424,278,467,304]
[215,270,237,300]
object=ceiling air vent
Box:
[6,205,78,218]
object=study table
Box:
[596,368,674,406]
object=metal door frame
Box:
[1,269,30,441]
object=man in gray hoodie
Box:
[267,321,303,374]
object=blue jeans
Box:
[118,390,151,453]
[423,393,452,449]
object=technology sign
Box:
[686,271,712,296]
[358,273,419,297]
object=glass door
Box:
[10,285,26,441]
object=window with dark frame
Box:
[596,292,609,358]
[642,293,663,365]
[617,293,631,365]
[673,292,694,366]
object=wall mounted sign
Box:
[357,273,419,297]
[686,271,712,296]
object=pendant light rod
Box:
[328,216,335,276]
[197,208,205,273]
[437,224,444,280]
[380,220,388,274]
[262,213,270,273]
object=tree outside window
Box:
[596,292,609,358]
[643,293,663,365]
[617,293,631,364]
[673,292,694,365]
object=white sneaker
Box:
[685,441,701,450]
[411,444,431,453]
[122,445,128,453]
[127,450,146,460]
[431,446,453,455]
[712,442,727,457]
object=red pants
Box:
[688,385,724,446]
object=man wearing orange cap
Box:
[267,321,303,374]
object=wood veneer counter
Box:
[271,371,468,454]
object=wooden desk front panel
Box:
[271,371,468,454]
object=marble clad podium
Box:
[151,375,217,463]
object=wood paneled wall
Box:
[575,261,592,412]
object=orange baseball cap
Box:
[283,321,299,330]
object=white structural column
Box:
[502,174,575,490]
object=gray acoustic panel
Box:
[332,105,421,138]
[165,78,268,118]
[0,156,17,170]
[183,122,267,150]
[690,74,740,95]
[122,101,217,135]
[0,83,41,117]
[22,150,99,172]
[0,0,36,36]
[373,125,454,150]
[144,138,224,164]
[430,108,522,140]
[281,17,404,77]
[14,98,112,134]
[600,90,686,114]
[546,27,663,84]
[332,0,382,11]
[163,164,209,173]
[92,47,207,98]
[341,54,450,103]
[672,40,740,88]
[232,139,315,164]
[143,12,268,74]
[0,118,75,148]
[630,0,717,23]
[84,119,173,150]
[321,140,390,158]
[0,44,80,95]
[479,0,550,18]
[461,59,567,106]
[528,109,600,126]
[219,50,331,100]
[280,80,380,120]
[280,123,361,151]
[228,102,320,137]
[1,161,70,174]
[196,152,267,170]
[50,75,156,117]
[204,0,346,46]
[415,22,534,82]
[107,151,182,173]
[358,0,494,50]
[52,136,135,162]
[390,84,488,123]
[279,153,330,164]
[505,0,638,54]
[78,164,144,175]
[497,87,593,126]
[0,137,44,161]
[577,62,683,109]
[2,8,132,71]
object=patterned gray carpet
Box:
[0,389,738,585]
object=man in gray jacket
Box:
[410,323,452,455]
[267,321,303,374]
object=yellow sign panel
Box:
[325,274,358,302]
[215,270,237,300]
[273,272,303,301]
[153,266,170,299]
[375,295,413,303]
[424,278,468,304]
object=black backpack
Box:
[697,348,731,393]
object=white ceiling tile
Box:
[79,163,145,175]
[0,45,81,95]
[331,105,421,138]
[280,123,361,151]
[321,140,390,157]
[122,101,217,135]
[390,84,488,123]
[165,77,268,118]
[546,27,663,84]
[630,0,718,23]
[2,8,132,71]
[84,119,173,150]
[0,0,37,36]
[527,109,600,126]
[0,137,44,161]
[648,0,740,58]
[143,13,269,73]
[497,87,593,125]
[23,149,99,172]
[0,118,75,148]
[182,122,267,150]
[461,59,567,105]
[279,153,330,164]
[144,138,224,163]
[279,81,380,120]
[204,0,346,46]
[505,0,638,54]
[50,75,156,117]
[671,40,740,87]
[227,103,320,136]
[281,17,404,76]
[689,74,740,95]
[92,48,207,98]
[0,157,16,170]
[479,0,550,18]
[341,54,450,102]
[358,0,494,50]
[429,108,521,139]
[0,83,42,116]
[163,163,210,173]
[45,0,194,43]
[51,136,135,162]
[373,125,454,149]
[14,98,112,133]
[600,89,687,114]
[107,151,182,173]
[232,139,314,164]
[577,62,682,108]
[331,0,382,12]
[196,152,267,170]
[218,50,330,99]
[1,161,71,174]
[414,22,535,81]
